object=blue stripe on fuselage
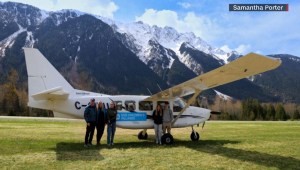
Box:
[117,112,147,121]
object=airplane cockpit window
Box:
[125,100,136,112]
[173,98,185,112]
[115,101,123,111]
[139,101,153,111]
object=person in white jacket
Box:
[162,101,173,134]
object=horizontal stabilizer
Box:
[31,86,69,100]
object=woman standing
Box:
[152,104,163,144]
[107,102,117,146]
[96,101,106,146]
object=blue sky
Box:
[1,0,300,56]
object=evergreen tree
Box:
[275,104,287,120]
[266,104,276,120]
[292,110,300,120]
[2,69,21,115]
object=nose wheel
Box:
[190,126,200,141]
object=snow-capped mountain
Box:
[112,21,236,74]
[1,2,300,102]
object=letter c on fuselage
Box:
[75,101,81,110]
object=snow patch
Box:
[0,24,26,57]
[89,33,93,40]
[214,90,232,100]
[24,31,35,47]
[289,57,300,62]
[176,52,203,75]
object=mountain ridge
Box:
[0,2,299,103]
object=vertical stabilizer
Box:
[24,48,74,109]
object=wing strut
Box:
[171,90,202,126]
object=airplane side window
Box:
[173,99,184,112]
[115,101,123,111]
[139,101,153,111]
[125,100,136,112]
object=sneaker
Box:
[84,144,89,148]
[87,143,93,147]
[111,143,114,146]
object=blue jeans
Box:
[107,122,116,145]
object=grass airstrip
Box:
[0,117,299,169]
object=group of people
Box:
[84,98,117,147]
[83,99,174,147]
[152,101,174,145]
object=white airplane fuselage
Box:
[44,93,211,129]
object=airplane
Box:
[23,48,281,144]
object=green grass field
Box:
[0,117,299,170]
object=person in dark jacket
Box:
[84,98,97,147]
[107,102,117,146]
[96,101,106,146]
[152,104,163,144]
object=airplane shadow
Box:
[54,139,300,169]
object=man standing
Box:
[84,98,97,147]
[163,101,173,134]
[107,102,117,146]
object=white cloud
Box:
[235,44,251,54]
[221,44,251,54]
[0,0,118,18]
[135,9,220,42]
[135,3,300,56]
[220,45,232,53]
[177,2,191,9]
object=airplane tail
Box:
[23,48,75,110]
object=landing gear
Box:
[161,133,174,145]
[190,126,200,141]
[138,130,148,140]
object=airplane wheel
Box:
[161,133,174,145]
[190,131,200,141]
[138,131,148,140]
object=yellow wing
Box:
[146,53,281,101]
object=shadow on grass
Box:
[54,139,300,169]
[193,143,300,170]
[110,139,300,170]
[55,142,104,161]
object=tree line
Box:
[216,98,300,121]
[1,69,300,120]
[0,69,52,117]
